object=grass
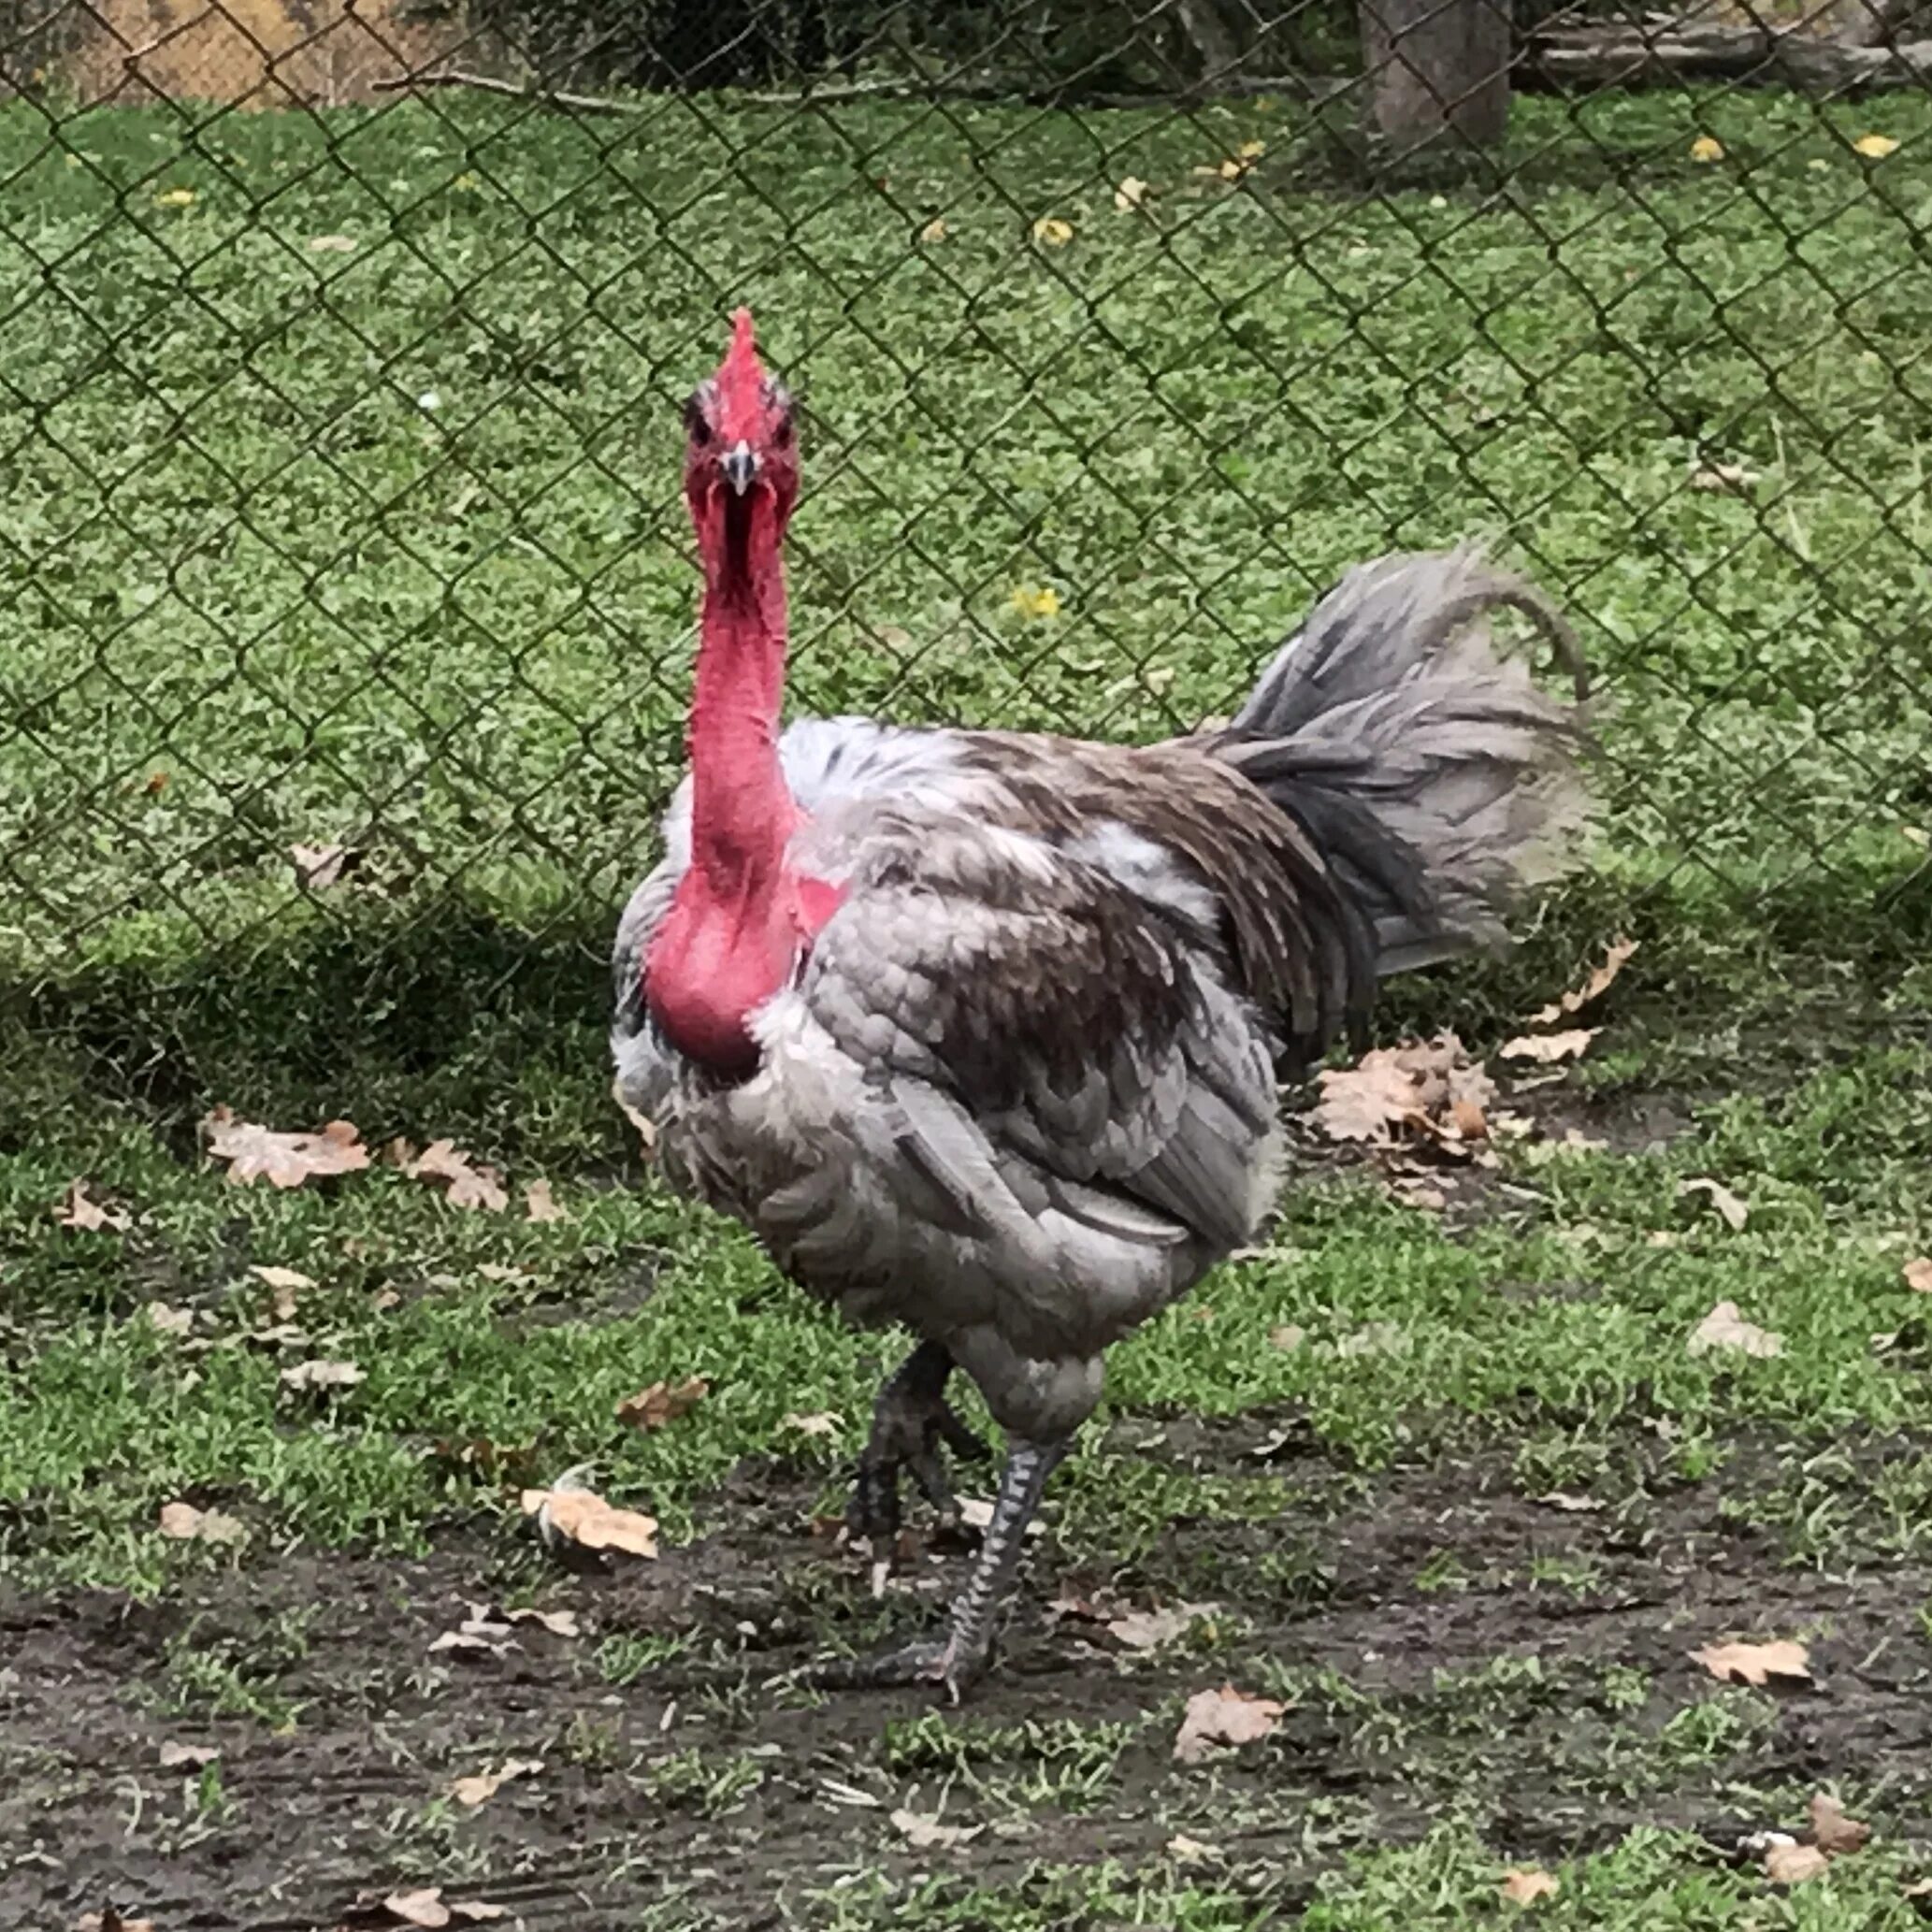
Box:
[1,76,1931,1932]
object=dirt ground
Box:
[9,1423,1930,1932]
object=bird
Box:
[613,308,1591,1697]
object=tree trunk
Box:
[1360,0,1512,154]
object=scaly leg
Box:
[818,1434,1070,1700]
[847,1339,988,1543]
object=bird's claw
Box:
[801,1634,984,1702]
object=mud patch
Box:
[7,1441,1930,1931]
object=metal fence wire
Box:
[0,0,1928,1050]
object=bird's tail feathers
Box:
[1212,544,1593,975]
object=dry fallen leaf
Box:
[400,1139,509,1213]
[1680,1176,1750,1231]
[1031,215,1074,245]
[76,1914,157,1932]
[1114,175,1150,212]
[1313,1033,1495,1151]
[308,231,357,252]
[521,1480,659,1559]
[1501,1867,1560,1905]
[1500,1028,1597,1064]
[523,1178,568,1223]
[281,1357,365,1393]
[290,841,358,888]
[145,1303,194,1338]
[1853,132,1901,158]
[1107,1602,1218,1651]
[449,1756,542,1808]
[1168,1834,1220,1864]
[616,1377,708,1431]
[158,1500,245,1546]
[203,1108,369,1189]
[1687,1300,1781,1359]
[1173,1683,1285,1763]
[1691,1636,1811,1687]
[780,1410,843,1438]
[55,1179,131,1232]
[1690,134,1725,162]
[158,1739,220,1768]
[449,1908,508,1925]
[1766,1841,1831,1885]
[917,215,948,243]
[1527,937,1637,1025]
[249,1264,315,1293]
[1269,1322,1307,1352]
[1904,1257,1932,1293]
[382,1891,453,1928]
[1809,1791,1872,1856]
[890,1806,984,1850]
[1691,461,1762,494]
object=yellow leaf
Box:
[1501,1867,1560,1905]
[1238,138,1267,159]
[918,216,948,243]
[1113,176,1150,213]
[1010,584,1062,619]
[1689,136,1724,164]
[1853,133,1900,158]
[154,186,196,207]
[1031,216,1074,247]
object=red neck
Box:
[686,545,795,889]
[644,507,824,1072]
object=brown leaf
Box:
[449,1756,542,1808]
[1686,1300,1781,1360]
[1500,1028,1597,1064]
[616,1377,708,1432]
[1766,1841,1830,1885]
[290,841,359,888]
[308,231,358,252]
[249,1264,315,1292]
[520,1481,659,1558]
[144,1303,194,1338]
[1527,936,1638,1026]
[1173,1683,1285,1763]
[523,1178,568,1223]
[401,1139,508,1213]
[203,1108,369,1189]
[449,1909,509,1925]
[1809,1791,1872,1856]
[1269,1323,1307,1352]
[1501,1867,1560,1904]
[157,1739,220,1768]
[508,1605,580,1637]
[1690,1636,1811,1687]
[889,1806,983,1849]
[1680,1176,1750,1231]
[157,1500,245,1546]
[1107,1602,1218,1651]
[1903,1257,1932,1293]
[1313,1033,1495,1148]
[383,1891,454,1928]
[55,1179,131,1232]
[281,1357,365,1393]
[1691,460,1762,494]
[780,1410,843,1438]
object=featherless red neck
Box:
[644,310,839,1072]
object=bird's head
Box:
[684,308,798,587]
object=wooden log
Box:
[1523,20,1932,90]
[1360,0,1513,152]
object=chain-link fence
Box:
[1,0,1927,1087]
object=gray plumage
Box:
[611,547,1593,1701]
[613,548,1591,1461]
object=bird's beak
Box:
[721,440,759,496]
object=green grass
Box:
[3,78,1932,1932]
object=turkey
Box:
[613,309,1591,1696]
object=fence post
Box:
[1360,0,1513,154]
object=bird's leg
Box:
[818,1434,1070,1699]
[847,1338,988,1543]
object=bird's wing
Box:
[792,795,1282,1254]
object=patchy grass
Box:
[1,78,1931,1932]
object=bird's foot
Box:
[801,1629,988,1703]
[848,1343,988,1545]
